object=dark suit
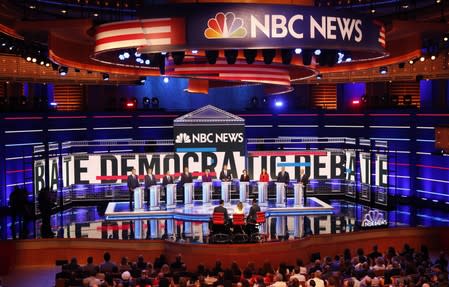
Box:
[162,175,174,186]
[219,170,232,182]
[240,174,250,182]
[202,174,213,182]
[180,172,193,185]
[247,204,261,223]
[127,174,140,211]
[277,171,290,184]
[213,205,229,222]
[144,174,157,205]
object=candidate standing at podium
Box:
[259,168,270,182]
[277,167,290,185]
[144,168,157,206]
[298,168,310,204]
[162,170,174,186]
[240,169,250,182]
[127,168,140,211]
[219,164,232,182]
[180,166,193,184]
[202,168,213,182]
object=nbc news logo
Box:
[175,133,191,144]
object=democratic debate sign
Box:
[134,3,385,52]
[33,150,388,194]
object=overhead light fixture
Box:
[45,62,50,67]
[191,50,198,54]
[118,54,125,61]
[163,77,169,83]
[274,100,283,107]
[26,56,32,62]
[145,59,150,65]
[420,56,425,62]
[93,13,99,17]
[431,55,437,60]
[40,60,45,65]
[61,10,67,14]
[314,49,322,56]
[409,59,415,65]
[103,73,109,81]
[58,66,68,76]
[135,51,141,57]
[123,51,130,59]
[294,48,302,55]
[379,66,388,74]
[316,74,322,80]
[444,36,448,42]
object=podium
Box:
[133,187,144,211]
[293,183,304,207]
[239,181,249,203]
[184,182,194,207]
[149,185,161,211]
[275,182,286,207]
[202,182,213,206]
[221,181,231,204]
[166,184,177,209]
[257,182,268,207]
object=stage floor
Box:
[104,197,334,222]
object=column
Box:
[133,187,144,211]
[202,182,213,206]
[221,181,231,204]
[257,182,268,207]
[149,185,161,211]
[166,184,177,209]
[239,181,249,203]
[293,183,304,207]
[275,182,286,207]
[184,183,194,207]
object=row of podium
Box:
[133,182,305,211]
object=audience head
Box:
[219,199,224,206]
[87,256,94,264]
[309,279,316,287]
[103,252,111,262]
[252,198,258,205]
[237,201,243,210]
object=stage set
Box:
[32,105,391,242]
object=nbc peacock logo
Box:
[204,12,247,39]
[175,133,191,144]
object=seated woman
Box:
[234,201,245,215]
[259,168,270,182]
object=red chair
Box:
[256,212,266,224]
[212,212,225,225]
[232,214,245,226]
[211,212,230,243]
[231,214,248,243]
[250,212,267,242]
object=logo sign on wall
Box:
[185,4,385,51]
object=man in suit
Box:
[127,168,140,211]
[162,170,174,186]
[202,168,213,182]
[298,168,310,203]
[247,198,261,234]
[180,166,193,185]
[277,166,290,184]
[144,168,157,206]
[219,164,232,182]
[213,199,229,223]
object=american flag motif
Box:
[378,24,386,48]
[94,18,185,53]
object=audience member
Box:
[83,256,99,276]
[99,252,117,273]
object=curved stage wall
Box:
[1,110,448,208]
[1,227,448,274]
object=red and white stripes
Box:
[94,18,185,53]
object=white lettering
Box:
[251,14,270,38]
[354,19,362,42]
[310,16,326,39]
[288,14,304,39]
[326,16,337,39]
[271,15,288,38]
[337,17,355,40]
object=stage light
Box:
[281,49,293,65]
[143,97,150,108]
[123,51,130,59]
[444,36,448,42]
[39,60,45,65]
[161,51,167,55]
[32,57,37,63]
[420,56,425,62]
[61,10,67,14]
[244,49,257,64]
[145,59,150,65]
[45,62,50,67]
[26,56,32,62]
[409,59,414,65]
[139,76,146,84]
[379,66,388,74]
[224,49,238,64]
[274,100,283,107]
[172,51,185,65]
[205,50,218,64]
[352,100,360,105]
[135,51,141,57]
[345,57,352,62]
[103,73,109,81]
[262,49,276,64]
[431,55,436,60]
[119,54,125,61]
[314,49,321,56]
[294,48,302,55]
[93,13,99,17]
[337,52,344,64]
[58,66,68,76]
[136,57,142,63]
[49,102,58,110]
[192,50,198,54]
[316,74,322,80]
[163,77,169,83]
[126,102,135,108]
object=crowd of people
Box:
[55,244,448,287]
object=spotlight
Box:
[103,73,109,81]
[420,56,425,62]
[431,55,436,60]
[409,59,414,65]
[274,99,283,107]
[145,59,150,65]
[224,49,238,64]
[32,58,37,63]
[143,97,150,108]
[379,66,388,74]
[58,66,68,76]
[191,50,198,54]
[163,77,169,83]
[139,76,146,84]
[40,60,45,65]
[314,49,322,56]
[345,57,352,62]
[205,50,219,64]
[262,49,276,64]
[281,49,293,65]
[172,51,185,65]
[352,100,360,105]
[136,57,143,63]
[45,62,50,67]
[119,54,125,61]
[26,56,32,62]
[93,13,99,17]
[123,51,130,59]
[294,48,302,55]
[243,49,257,64]
[371,8,376,14]
[134,51,141,57]
[444,36,448,42]
[316,74,322,80]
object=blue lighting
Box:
[50,102,58,106]
[275,100,283,107]
[163,77,169,84]
[123,52,130,59]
